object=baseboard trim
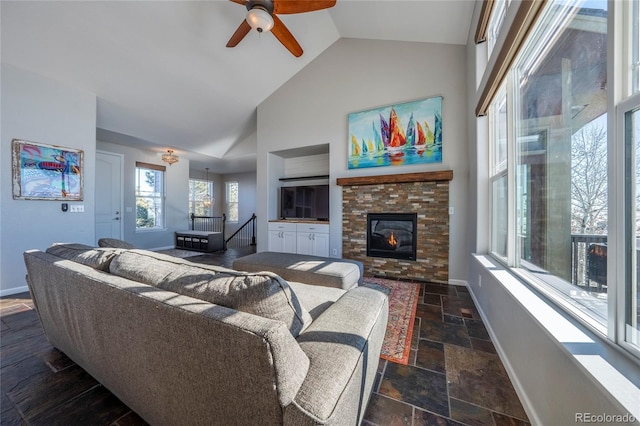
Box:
[465,284,541,426]
[448,279,468,287]
[150,245,174,251]
[0,285,29,297]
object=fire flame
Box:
[388,231,397,247]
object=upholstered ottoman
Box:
[232,251,363,290]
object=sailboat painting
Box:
[348,96,442,169]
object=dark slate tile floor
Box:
[362,282,530,426]
[1,249,529,425]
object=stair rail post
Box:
[251,214,256,246]
[222,213,227,251]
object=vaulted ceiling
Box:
[1,0,476,173]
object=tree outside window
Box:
[226,181,238,222]
[571,119,608,235]
[135,165,164,229]
[189,179,213,216]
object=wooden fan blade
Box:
[226,19,251,47]
[229,0,246,5]
[273,0,336,14]
[271,15,303,57]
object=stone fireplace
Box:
[338,171,452,283]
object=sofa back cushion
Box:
[46,243,122,271]
[109,250,312,336]
[97,238,136,249]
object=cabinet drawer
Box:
[296,223,329,234]
[268,222,297,232]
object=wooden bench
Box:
[175,231,224,253]
[232,251,363,290]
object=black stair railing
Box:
[225,214,257,249]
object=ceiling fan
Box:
[226,0,337,57]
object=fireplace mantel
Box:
[336,170,453,186]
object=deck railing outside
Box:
[571,234,608,292]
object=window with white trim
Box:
[486,0,508,55]
[135,163,165,229]
[489,87,508,260]
[226,181,238,223]
[632,0,640,94]
[486,0,640,358]
[188,179,213,216]
[621,98,640,352]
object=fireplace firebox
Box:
[367,213,417,261]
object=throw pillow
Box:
[97,238,136,249]
[46,243,122,271]
[109,250,312,336]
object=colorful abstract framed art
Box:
[348,95,443,169]
[12,139,84,200]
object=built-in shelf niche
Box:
[271,144,330,183]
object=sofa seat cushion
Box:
[289,285,389,422]
[46,243,122,271]
[288,281,345,320]
[109,250,312,336]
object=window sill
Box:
[471,254,640,422]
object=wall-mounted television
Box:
[280,185,329,220]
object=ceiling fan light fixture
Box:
[246,7,274,33]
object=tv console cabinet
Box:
[268,220,329,257]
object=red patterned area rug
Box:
[364,277,421,365]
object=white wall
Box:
[257,38,469,282]
[283,153,329,178]
[96,141,190,249]
[1,64,97,295]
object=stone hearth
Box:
[338,171,452,283]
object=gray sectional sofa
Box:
[23,243,389,426]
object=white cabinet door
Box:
[268,222,297,253]
[312,232,330,257]
[268,230,283,252]
[296,223,330,256]
[297,232,314,255]
[281,231,297,253]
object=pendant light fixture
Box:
[161,149,179,166]
[203,168,214,208]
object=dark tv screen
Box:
[280,185,329,220]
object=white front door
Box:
[95,151,123,242]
